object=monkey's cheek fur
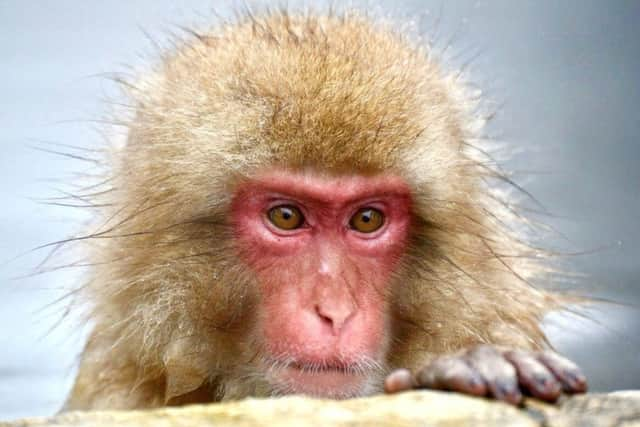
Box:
[384,344,588,405]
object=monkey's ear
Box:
[163,339,209,402]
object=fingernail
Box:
[564,371,587,391]
[534,374,548,388]
[564,371,578,385]
[498,383,515,397]
[497,384,522,404]
[469,377,482,388]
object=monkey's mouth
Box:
[269,359,371,398]
[290,361,353,374]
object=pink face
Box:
[231,170,412,397]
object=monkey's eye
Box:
[349,208,384,233]
[267,205,304,230]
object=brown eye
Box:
[349,208,384,233]
[268,205,304,230]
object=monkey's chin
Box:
[273,365,370,399]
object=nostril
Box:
[314,303,354,335]
[315,305,334,326]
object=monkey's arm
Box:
[63,332,166,411]
[384,345,587,405]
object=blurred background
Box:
[0,0,638,420]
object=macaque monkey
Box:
[63,10,587,410]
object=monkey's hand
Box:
[384,345,587,405]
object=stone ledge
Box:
[3,391,639,427]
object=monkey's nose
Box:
[314,303,355,335]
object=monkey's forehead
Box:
[122,11,480,194]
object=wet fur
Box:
[64,10,561,410]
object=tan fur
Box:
[64,10,559,410]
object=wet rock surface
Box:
[3,391,639,427]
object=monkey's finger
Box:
[415,356,487,397]
[466,345,522,405]
[504,350,561,402]
[537,351,588,394]
[384,369,415,393]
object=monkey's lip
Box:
[290,361,354,373]
[274,361,368,397]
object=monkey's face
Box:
[231,169,412,398]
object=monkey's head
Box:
[81,12,552,403]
